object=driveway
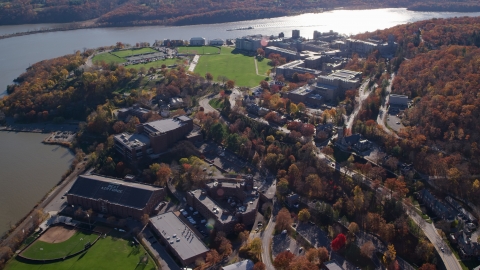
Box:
[143,229,181,270]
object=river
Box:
[1,8,480,96]
[0,132,74,235]
[0,7,479,236]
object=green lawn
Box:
[194,47,271,87]
[111,48,157,58]
[6,233,155,270]
[91,53,125,65]
[22,231,99,260]
[126,58,181,70]
[208,98,224,109]
[177,46,220,55]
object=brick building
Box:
[186,177,259,234]
[67,174,165,219]
[114,116,193,162]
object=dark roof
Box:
[344,134,361,145]
[68,175,161,209]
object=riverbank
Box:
[0,119,80,133]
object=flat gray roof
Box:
[190,189,235,223]
[150,212,209,261]
[143,117,189,134]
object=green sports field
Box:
[194,47,271,87]
[6,233,155,270]
[91,53,126,65]
[177,46,220,55]
[111,48,157,58]
[22,230,98,260]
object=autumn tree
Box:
[419,263,436,270]
[383,244,397,268]
[155,163,171,187]
[226,80,235,89]
[298,209,311,223]
[415,238,434,262]
[253,262,266,270]
[290,255,319,270]
[275,208,292,232]
[360,241,375,258]
[205,72,213,82]
[205,249,221,267]
[331,233,346,251]
[273,251,295,270]
[384,177,409,199]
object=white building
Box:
[209,38,225,46]
[190,37,206,46]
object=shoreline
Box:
[0,6,478,41]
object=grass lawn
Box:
[177,46,220,55]
[6,233,155,270]
[22,231,98,260]
[126,58,180,70]
[194,47,271,87]
[111,48,157,58]
[91,53,125,65]
[256,58,271,76]
[208,98,224,109]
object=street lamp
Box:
[86,214,91,229]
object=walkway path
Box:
[188,55,200,72]
[254,59,260,75]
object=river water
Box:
[0,132,74,235]
[0,8,479,236]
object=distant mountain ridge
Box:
[0,0,480,26]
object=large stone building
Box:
[114,116,193,162]
[265,46,299,61]
[275,60,321,80]
[67,174,165,219]
[186,177,259,234]
[149,212,209,267]
[346,35,397,56]
[312,69,362,101]
[284,86,323,106]
[235,35,263,52]
[190,37,206,46]
[117,104,151,122]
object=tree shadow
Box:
[76,251,87,261]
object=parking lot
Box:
[295,222,331,249]
[272,232,303,257]
[177,208,210,239]
[386,106,405,132]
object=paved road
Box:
[409,211,462,270]
[143,228,181,270]
[345,79,370,131]
[199,94,218,113]
[261,215,275,270]
[376,74,399,138]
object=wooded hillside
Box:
[1,0,480,26]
